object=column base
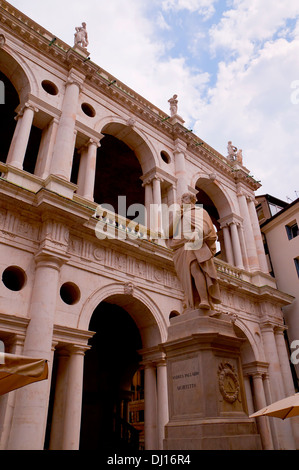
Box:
[164,419,261,450]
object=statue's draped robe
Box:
[168,206,221,309]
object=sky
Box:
[7,0,299,202]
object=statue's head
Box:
[181,193,197,205]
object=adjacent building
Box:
[256,195,299,388]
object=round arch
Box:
[77,282,167,348]
[96,116,159,174]
[233,318,262,363]
[0,46,36,101]
[192,174,236,219]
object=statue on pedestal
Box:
[74,22,89,49]
[227,141,237,161]
[168,193,221,312]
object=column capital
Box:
[274,324,288,335]
[173,143,186,155]
[34,251,69,271]
[15,102,39,120]
[66,73,84,92]
[251,371,264,380]
[142,176,154,187]
[260,322,275,333]
[153,174,164,183]
[236,189,246,198]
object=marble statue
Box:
[168,94,178,116]
[74,22,89,49]
[236,148,243,164]
[227,141,237,161]
[168,193,221,311]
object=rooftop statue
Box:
[168,94,178,116]
[74,22,89,49]
[168,193,221,312]
[236,148,243,164]
[227,141,237,161]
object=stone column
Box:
[261,323,296,449]
[152,176,163,234]
[229,222,244,269]
[0,336,24,450]
[237,191,259,271]
[263,373,279,449]
[238,223,249,270]
[77,138,101,201]
[62,346,86,450]
[174,142,188,202]
[274,326,295,397]
[6,103,38,170]
[156,360,169,450]
[50,72,83,180]
[144,364,158,450]
[8,253,65,450]
[49,349,69,450]
[222,224,234,265]
[251,372,274,450]
[243,375,254,415]
[34,118,59,179]
[247,197,268,273]
[142,178,153,231]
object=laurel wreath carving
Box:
[218,362,240,403]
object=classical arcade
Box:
[0,1,298,450]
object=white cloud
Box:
[7,0,299,201]
[195,32,299,200]
[162,0,216,19]
[210,0,299,57]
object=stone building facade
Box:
[0,1,298,450]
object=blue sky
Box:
[7,0,299,202]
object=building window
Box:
[294,258,299,278]
[269,203,283,216]
[286,222,299,240]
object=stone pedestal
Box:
[162,309,262,450]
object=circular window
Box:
[161,151,171,164]
[81,102,96,118]
[2,266,26,291]
[169,311,180,320]
[60,282,81,305]
[41,80,59,96]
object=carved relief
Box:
[93,247,106,262]
[218,362,240,404]
[123,282,134,296]
[68,236,82,256]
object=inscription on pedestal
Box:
[170,356,201,417]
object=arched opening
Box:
[195,177,234,263]
[93,134,145,222]
[80,301,143,451]
[0,70,19,164]
[196,187,221,254]
[0,51,42,175]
